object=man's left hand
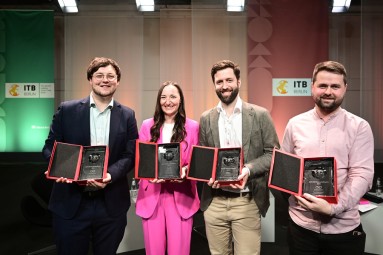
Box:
[230,168,249,190]
[295,193,332,215]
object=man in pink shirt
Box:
[281,61,374,255]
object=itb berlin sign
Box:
[272,78,311,96]
[5,83,54,98]
[0,10,54,152]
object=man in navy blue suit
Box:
[42,57,138,255]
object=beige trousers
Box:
[203,195,261,255]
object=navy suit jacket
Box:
[43,96,138,219]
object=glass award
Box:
[78,146,106,181]
[303,159,334,196]
[158,143,181,179]
[216,149,240,181]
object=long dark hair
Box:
[150,81,187,145]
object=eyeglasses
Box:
[93,73,117,81]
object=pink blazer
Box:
[135,118,200,219]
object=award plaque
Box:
[47,142,81,180]
[187,146,216,181]
[135,140,182,180]
[187,146,243,185]
[46,141,109,183]
[158,143,181,179]
[216,149,241,181]
[268,148,338,203]
[303,159,334,196]
[78,146,107,181]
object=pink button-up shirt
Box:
[282,107,374,234]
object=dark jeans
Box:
[287,219,366,255]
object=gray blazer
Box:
[199,101,280,217]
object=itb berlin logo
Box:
[8,84,20,96]
[272,78,311,96]
[5,83,54,98]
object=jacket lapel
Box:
[242,102,254,161]
[109,101,121,149]
[209,108,221,147]
[79,97,91,145]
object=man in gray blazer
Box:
[199,60,280,255]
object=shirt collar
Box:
[313,106,342,121]
[217,97,242,114]
[90,92,114,109]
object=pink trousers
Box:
[141,188,193,255]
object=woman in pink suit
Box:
[136,81,200,255]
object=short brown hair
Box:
[312,61,347,85]
[87,57,121,81]
[211,60,240,82]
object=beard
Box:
[315,96,343,113]
[216,86,239,105]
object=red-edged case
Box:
[135,140,182,180]
[46,141,109,184]
[187,145,243,186]
[268,148,338,203]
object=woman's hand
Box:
[149,178,165,184]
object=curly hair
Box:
[150,81,187,146]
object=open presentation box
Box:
[187,145,243,186]
[135,140,182,180]
[268,148,338,203]
[46,141,109,184]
